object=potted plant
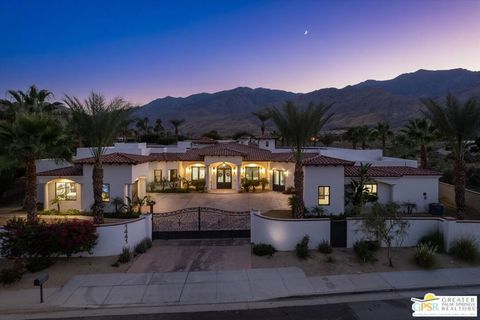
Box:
[260,177,269,191]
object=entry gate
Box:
[152,207,250,239]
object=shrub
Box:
[317,240,332,254]
[288,196,297,214]
[64,209,83,215]
[282,187,295,194]
[134,238,152,254]
[353,240,377,263]
[0,218,98,270]
[296,235,310,259]
[325,256,336,263]
[117,247,132,263]
[144,238,153,249]
[0,260,24,285]
[448,236,479,263]
[414,242,437,268]
[418,230,445,253]
[252,243,276,256]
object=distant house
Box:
[36,138,441,214]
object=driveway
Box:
[128,239,251,273]
[150,191,290,213]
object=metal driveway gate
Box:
[152,207,250,239]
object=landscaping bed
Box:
[251,247,480,277]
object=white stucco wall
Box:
[390,176,440,213]
[251,212,330,251]
[91,214,152,256]
[303,166,345,214]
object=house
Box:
[36,138,441,215]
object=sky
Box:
[1,0,479,105]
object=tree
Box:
[64,93,131,224]
[359,202,410,267]
[0,86,72,222]
[268,101,333,218]
[346,163,378,215]
[252,110,271,135]
[169,118,185,141]
[318,133,336,147]
[343,127,361,149]
[201,130,222,140]
[422,94,480,216]
[357,125,373,149]
[401,118,437,169]
[154,119,164,135]
[373,122,393,151]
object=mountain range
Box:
[135,69,480,136]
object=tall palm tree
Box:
[0,86,71,222]
[373,122,393,151]
[169,118,185,141]
[64,93,131,224]
[268,101,333,218]
[357,125,373,149]
[401,118,437,169]
[423,94,480,216]
[343,127,361,149]
[154,118,164,135]
[252,110,271,135]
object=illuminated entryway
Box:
[272,169,286,192]
[216,163,232,189]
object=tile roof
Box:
[270,152,319,162]
[344,166,442,178]
[75,152,152,165]
[37,165,83,177]
[302,155,355,166]
[148,153,184,161]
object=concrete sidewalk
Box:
[35,266,480,309]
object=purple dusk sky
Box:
[0,0,479,105]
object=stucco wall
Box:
[251,212,330,251]
[303,166,345,214]
[390,176,439,212]
[92,214,152,256]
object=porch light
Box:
[260,168,265,174]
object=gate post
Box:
[198,207,201,231]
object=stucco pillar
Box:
[43,182,49,211]
[205,164,210,191]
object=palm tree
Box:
[268,101,333,218]
[169,118,185,141]
[423,94,480,216]
[318,133,336,147]
[64,93,131,224]
[0,86,71,222]
[154,119,164,135]
[373,122,393,151]
[401,118,437,169]
[343,127,361,149]
[252,110,271,135]
[357,125,373,149]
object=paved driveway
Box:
[150,191,289,213]
[128,239,251,273]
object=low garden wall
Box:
[92,213,152,256]
[251,211,480,251]
[250,211,330,251]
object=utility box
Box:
[429,203,444,216]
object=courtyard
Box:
[149,191,290,213]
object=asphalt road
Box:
[38,298,419,320]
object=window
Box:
[154,169,162,183]
[168,169,178,181]
[55,182,77,201]
[191,166,205,181]
[318,186,330,206]
[245,167,260,180]
[364,183,378,195]
[273,170,285,186]
[102,184,110,202]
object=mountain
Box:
[134,69,480,136]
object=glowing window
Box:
[102,184,110,202]
[364,183,378,195]
[154,170,162,183]
[318,186,330,206]
[55,182,77,201]
[191,167,205,181]
[245,167,260,180]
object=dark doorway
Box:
[272,169,286,192]
[330,219,347,247]
[216,164,232,189]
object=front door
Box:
[217,165,232,189]
[272,170,286,192]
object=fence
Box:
[439,182,480,211]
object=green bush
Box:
[252,243,276,256]
[353,240,377,263]
[64,209,83,215]
[317,240,332,254]
[104,211,140,219]
[414,242,437,268]
[144,238,153,249]
[296,235,310,259]
[448,236,479,263]
[117,247,132,263]
[39,209,86,216]
[418,230,445,253]
[134,238,153,254]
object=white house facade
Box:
[36,138,441,215]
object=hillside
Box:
[134,69,480,136]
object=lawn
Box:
[252,247,480,277]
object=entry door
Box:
[272,170,286,192]
[217,166,232,189]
